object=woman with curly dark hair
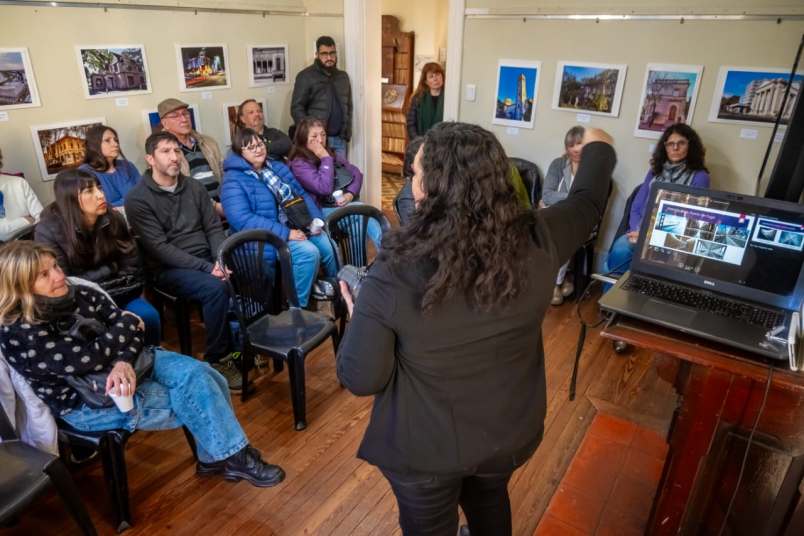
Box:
[607,123,709,274]
[336,122,616,535]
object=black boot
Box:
[197,445,285,488]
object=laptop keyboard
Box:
[622,275,784,330]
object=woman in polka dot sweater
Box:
[0,241,285,488]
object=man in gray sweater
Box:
[125,131,241,390]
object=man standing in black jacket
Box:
[290,36,352,159]
[125,131,241,391]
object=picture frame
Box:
[0,47,41,110]
[708,66,803,126]
[141,104,201,137]
[247,45,288,87]
[30,117,106,181]
[75,44,151,99]
[221,98,267,146]
[492,59,541,129]
[382,84,408,111]
[634,63,703,139]
[175,44,231,92]
[552,61,628,118]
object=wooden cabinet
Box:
[381,15,414,175]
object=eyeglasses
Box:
[318,50,337,57]
[164,109,191,120]
[664,140,688,149]
[244,142,266,152]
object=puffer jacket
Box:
[290,60,353,140]
[221,153,323,264]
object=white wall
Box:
[0,2,344,205]
[382,0,449,86]
[456,15,804,258]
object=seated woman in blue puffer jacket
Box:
[221,128,337,307]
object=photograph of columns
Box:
[709,66,803,126]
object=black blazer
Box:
[337,142,616,475]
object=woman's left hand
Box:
[337,192,354,207]
[106,361,136,396]
[339,281,354,317]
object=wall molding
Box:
[0,1,344,17]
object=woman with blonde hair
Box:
[406,62,445,140]
[0,240,285,488]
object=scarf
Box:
[417,92,444,136]
[659,160,695,186]
[35,286,77,323]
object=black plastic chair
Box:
[509,157,543,207]
[218,229,339,430]
[0,405,97,535]
[57,422,197,533]
[151,287,194,356]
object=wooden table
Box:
[600,315,804,535]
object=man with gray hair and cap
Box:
[158,98,224,213]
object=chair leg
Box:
[273,358,284,372]
[99,434,132,533]
[182,426,198,461]
[286,351,307,431]
[240,349,252,403]
[45,458,98,536]
[175,300,193,357]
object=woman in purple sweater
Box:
[607,123,710,274]
[289,118,382,247]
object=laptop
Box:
[599,181,804,361]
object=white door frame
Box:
[344,0,465,208]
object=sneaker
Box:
[312,278,336,301]
[211,355,243,392]
[551,285,564,306]
[198,445,285,488]
[560,278,575,298]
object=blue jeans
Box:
[123,297,161,347]
[288,233,338,307]
[606,233,636,276]
[322,202,383,259]
[155,268,231,363]
[328,135,347,160]
[62,349,248,463]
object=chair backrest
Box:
[0,397,17,441]
[612,184,644,243]
[325,204,391,268]
[508,157,543,207]
[218,230,301,329]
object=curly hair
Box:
[381,122,534,313]
[651,123,707,175]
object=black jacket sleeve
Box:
[196,181,226,260]
[263,128,293,160]
[539,142,616,267]
[406,96,420,140]
[290,70,310,126]
[34,217,114,282]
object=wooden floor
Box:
[4,293,679,536]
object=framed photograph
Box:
[0,48,41,110]
[175,44,231,92]
[247,45,288,87]
[141,104,201,136]
[634,63,703,139]
[708,66,803,126]
[552,61,628,117]
[382,84,408,111]
[221,99,266,146]
[75,45,150,99]
[30,117,105,181]
[492,59,541,129]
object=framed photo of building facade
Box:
[30,117,105,181]
[634,63,703,139]
[176,44,231,92]
[0,47,41,110]
[708,66,803,126]
[141,104,201,136]
[76,45,150,99]
[247,45,288,87]
[552,61,627,117]
[492,59,541,129]
[222,99,267,146]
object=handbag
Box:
[323,163,356,207]
[64,346,155,409]
[281,196,314,230]
[100,270,145,307]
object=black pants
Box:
[381,468,513,536]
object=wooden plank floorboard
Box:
[4,299,678,535]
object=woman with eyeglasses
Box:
[78,125,141,210]
[221,127,337,307]
[0,240,285,488]
[34,169,160,345]
[607,123,709,274]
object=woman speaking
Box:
[336,122,615,535]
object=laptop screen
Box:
[636,184,804,307]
